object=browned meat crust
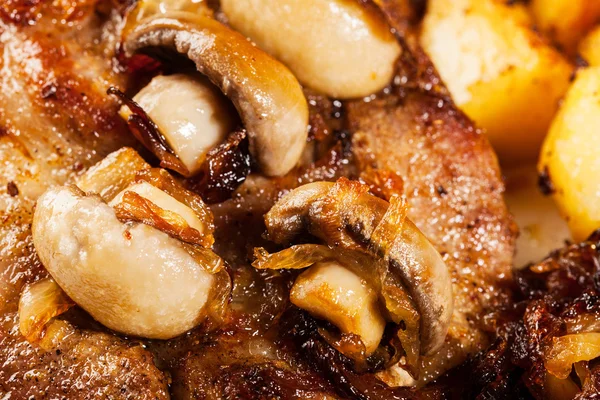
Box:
[0,1,517,398]
[1,313,170,399]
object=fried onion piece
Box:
[252,244,336,271]
[181,243,225,275]
[114,191,209,247]
[108,87,190,176]
[186,130,251,204]
[135,168,215,239]
[113,186,225,276]
[545,333,600,379]
[19,278,75,345]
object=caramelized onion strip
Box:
[252,244,336,271]
[135,168,215,239]
[545,333,600,379]
[19,278,75,344]
[108,87,190,176]
[114,191,209,247]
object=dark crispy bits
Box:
[537,166,556,196]
[219,363,335,399]
[186,130,251,204]
[279,309,426,400]
[444,234,600,399]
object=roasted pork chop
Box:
[0,1,516,398]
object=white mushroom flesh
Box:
[220,0,401,99]
[375,362,418,387]
[110,181,205,234]
[290,260,386,355]
[32,186,214,339]
[122,74,238,175]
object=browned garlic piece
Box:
[120,74,238,176]
[123,12,309,177]
[220,0,402,99]
[32,149,224,339]
[291,261,386,355]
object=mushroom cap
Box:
[123,12,309,177]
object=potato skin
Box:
[579,26,600,67]
[539,67,600,241]
[530,0,600,55]
[420,0,573,163]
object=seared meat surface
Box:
[1,1,517,399]
[1,315,170,399]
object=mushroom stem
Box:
[291,261,386,355]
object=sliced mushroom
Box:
[123,12,309,177]
[120,74,238,176]
[264,179,453,355]
[220,0,401,99]
[32,186,219,339]
[291,260,386,355]
[121,0,213,39]
[33,149,225,338]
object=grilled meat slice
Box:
[0,314,169,399]
[0,4,168,398]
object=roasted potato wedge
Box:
[539,67,600,241]
[420,0,573,163]
[530,0,600,55]
[579,25,600,67]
